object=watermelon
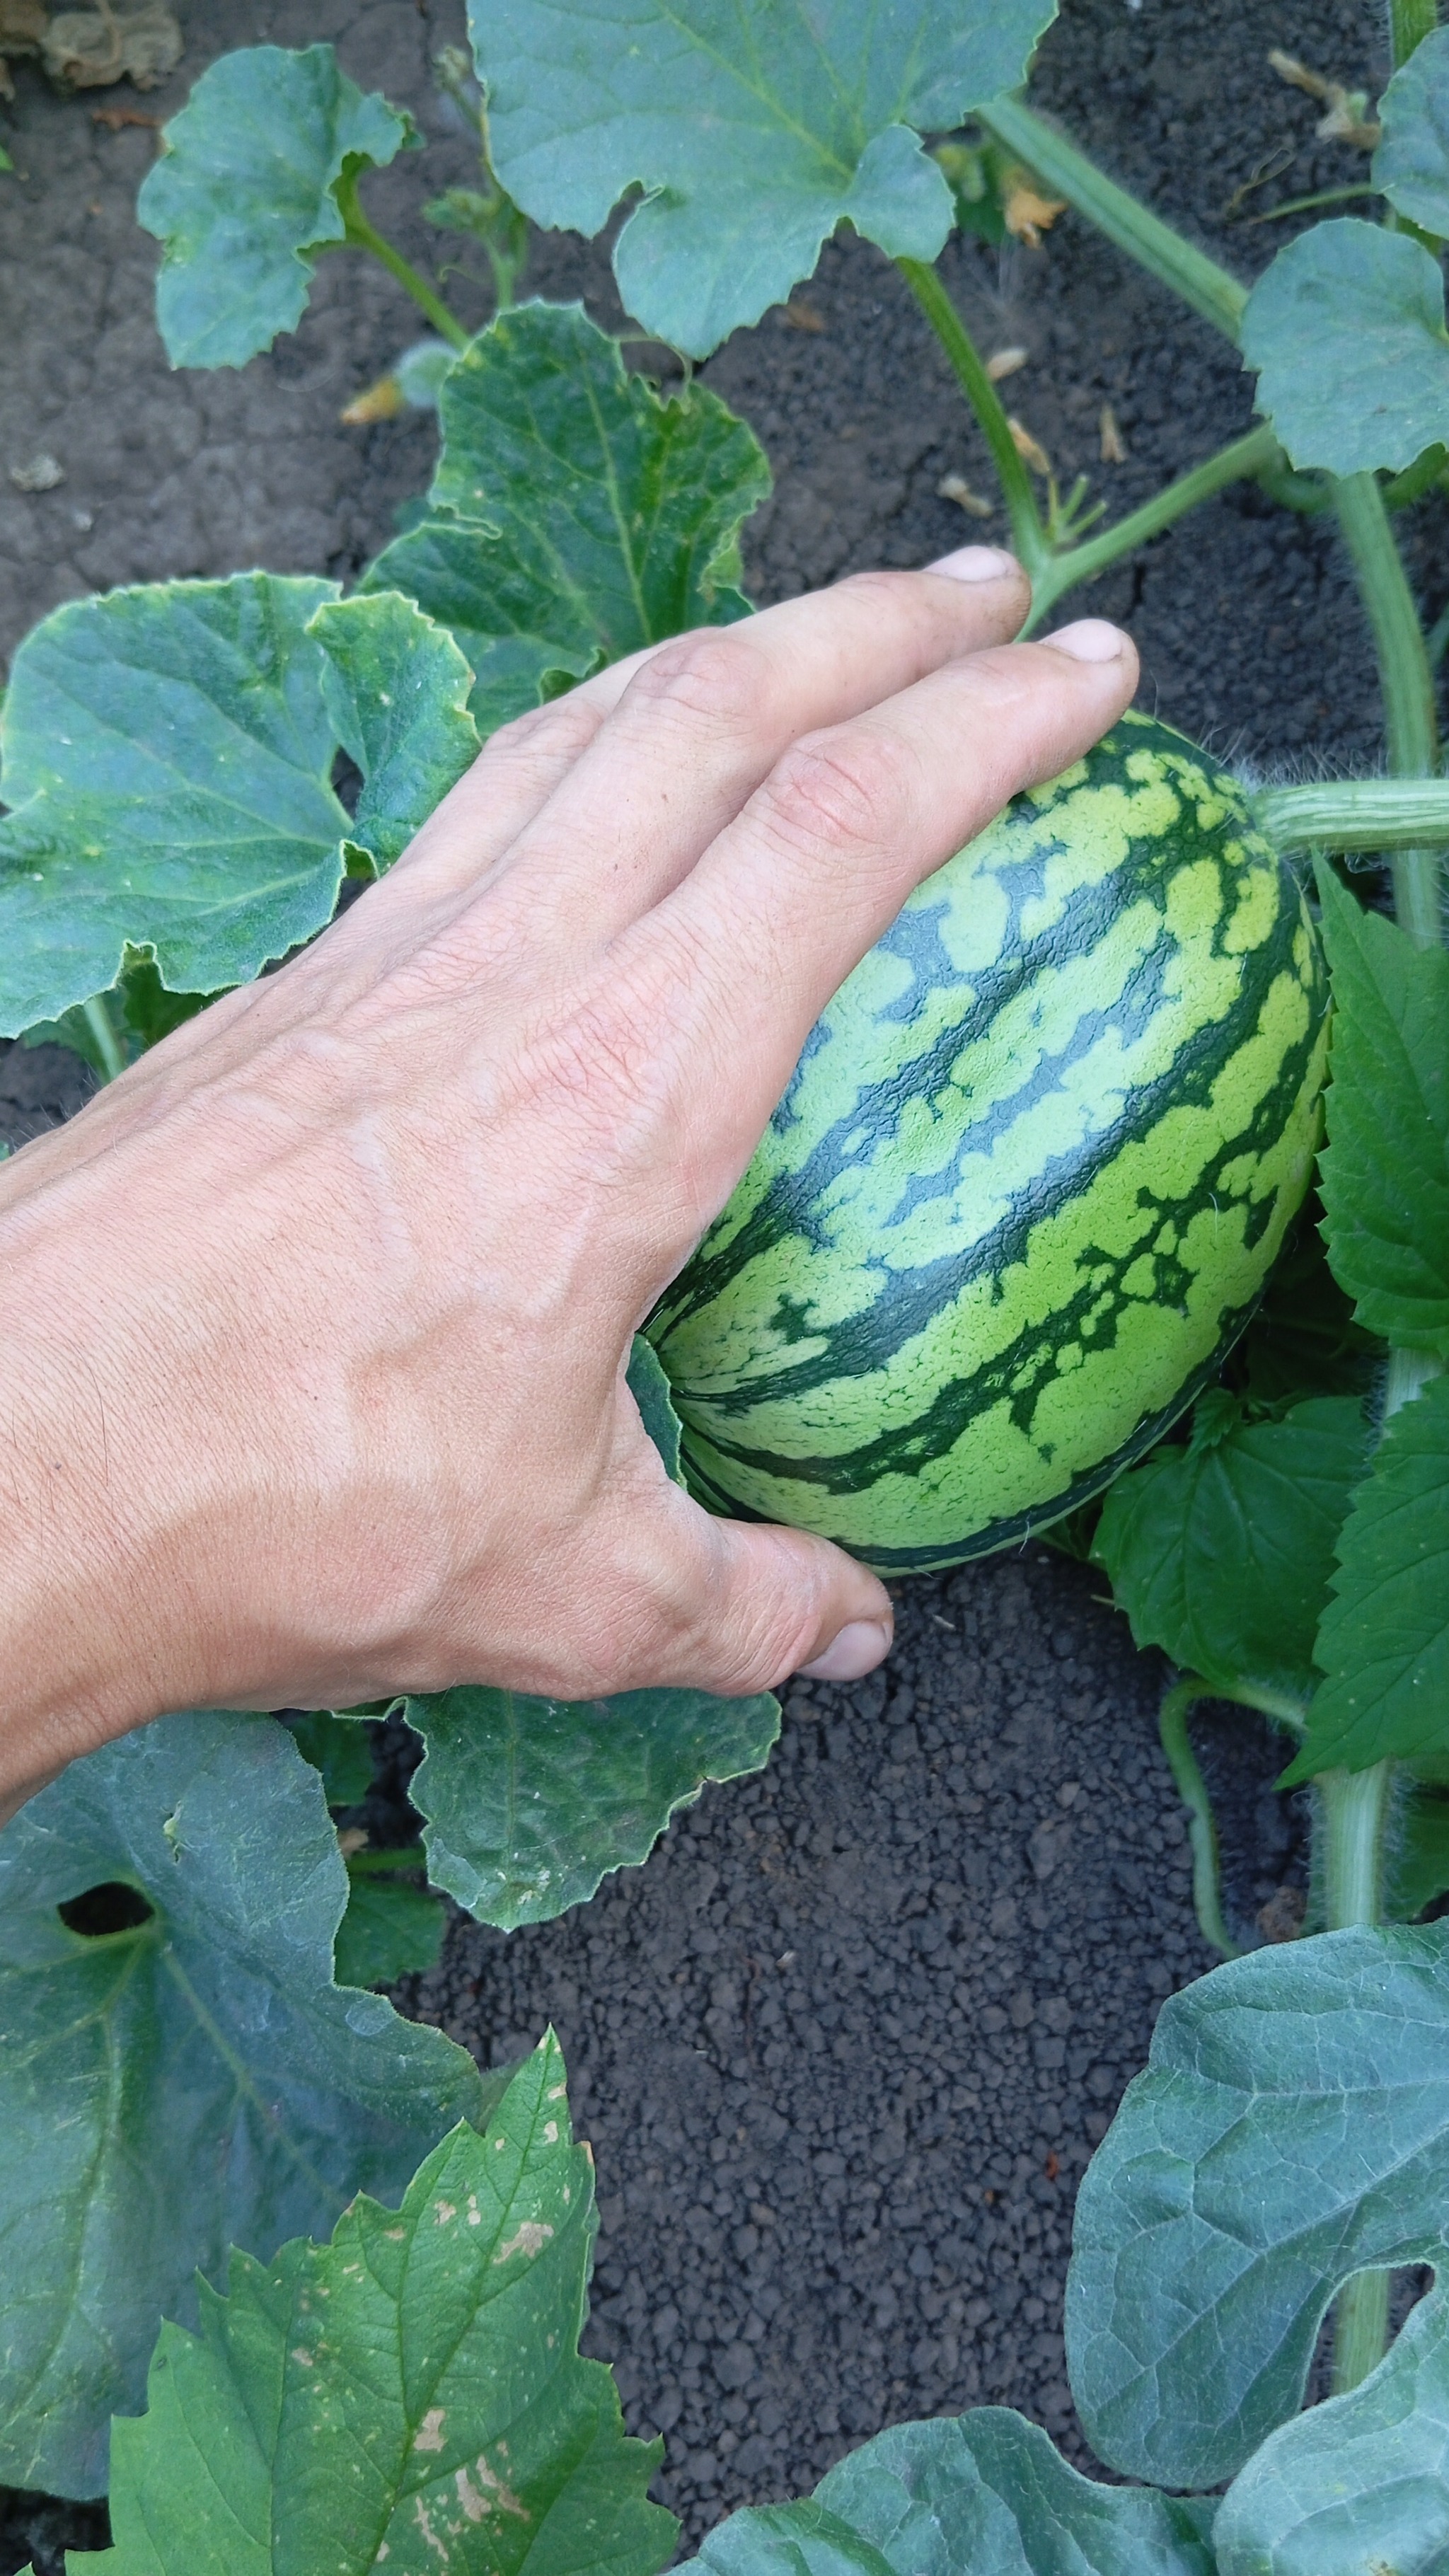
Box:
[648,712,1328,1572]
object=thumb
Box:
[630,1477,895,1698]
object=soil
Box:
[0,0,1392,2565]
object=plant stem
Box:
[1254,777,1449,853]
[898,258,1048,573]
[976,96,1247,344]
[81,994,126,1085]
[1331,2271,1392,2396]
[1333,473,1443,947]
[1158,1682,1240,1959]
[1391,0,1438,67]
[1317,1753,1396,2391]
[332,170,471,352]
[1027,424,1279,626]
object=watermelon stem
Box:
[1332,473,1443,949]
[1254,776,1449,855]
[1025,423,1280,629]
[1156,1681,1241,1960]
[896,258,1050,577]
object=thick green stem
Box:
[1254,778,1449,854]
[1158,1682,1240,1960]
[899,258,1048,572]
[1392,0,1438,67]
[1318,1755,1396,2390]
[81,995,126,1085]
[1333,473,1443,947]
[1027,425,1279,625]
[977,97,1247,344]
[333,171,471,352]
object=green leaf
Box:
[1242,218,1449,475]
[138,44,414,369]
[467,1,1056,357]
[0,574,347,1034]
[408,1681,780,1929]
[1066,1919,1449,2490]
[1232,1201,1377,1404]
[335,1862,446,1989]
[364,302,770,735]
[1375,23,1449,236]
[0,1712,482,2499]
[69,2037,677,2576]
[1092,1395,1370,1709]
[628,1332,684,1484]
[680,2409,1215,2576]
[1214,2275,1449,2576]
[287,1710,376,1808]
[1315,867,1449,1355]
[308,591,480,869]
[1285,1370,1449,1779]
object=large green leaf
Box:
[69,2037,676,2576]
[466,1,1056,356]
[680,2409,1215,2576]
[1241,219,1449,475]
[1284,1370,1449,1779]
[408,1681,780,1929]
[0,575,345,1032]
[1092,1395,1370,1709]
[0,1713,482,2500]
[364,301,770,735]
[1375,23,1449,236]
[0,576,478,1035]
[1065,1921,1449,2491]
[139,44,414,369]
[1215,2277,1449,2576]
[1315,867,1449,1356]
[310,591,480,870]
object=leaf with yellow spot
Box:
[69,2034,676,2576]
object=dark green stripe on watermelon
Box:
[648,712,1328,1572]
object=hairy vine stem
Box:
[1254,776,1449,853]
[1157,1683,1240,1959]
[332,168,471,351]
[897,258,1049,574]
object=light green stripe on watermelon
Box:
[649,712,1328,1572]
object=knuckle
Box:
[484,688,601,767]
[759,726,916,862]
[620,626,771,734]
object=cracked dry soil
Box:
[0,0,1393,2563]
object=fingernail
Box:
[799,1618,893,1682]
[925,544,1020,582]
[1045,617,1128,662]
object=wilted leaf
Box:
[1242,218,1449,475]
[1285,1370,1449,1778]
[139,43,412,368]
[681,2408,1215,2576]
[1066,1919,1449,2489]
[44,2,180,91]
[365,301,770,734]
[69,2038,676,2576]
[1093,1395,1369,1708]
[467,0,1056,357]
[0,1713,482,2497]
[1375,21,1449,234]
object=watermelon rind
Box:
[649,712,1329,1572]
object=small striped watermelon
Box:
[649,712,1328,1572]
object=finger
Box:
[616,620,1138,1189]
[609,1469,895,1698]
[446,551,1031,942]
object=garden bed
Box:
[0,0,1395,2563]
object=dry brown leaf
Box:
[780,296,826,332]
[342,374,408,426]
[91,99,157,127]
[986,345,1029,383]
[1007,415,1051,476]
[0,0,47,50]
[1099,403,1127,465]
[1267,47,1379,149]
[1003,178,1066,248]
[937,472,995,518]
[44,1,182,91]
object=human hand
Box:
[0,550,1136,1806]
